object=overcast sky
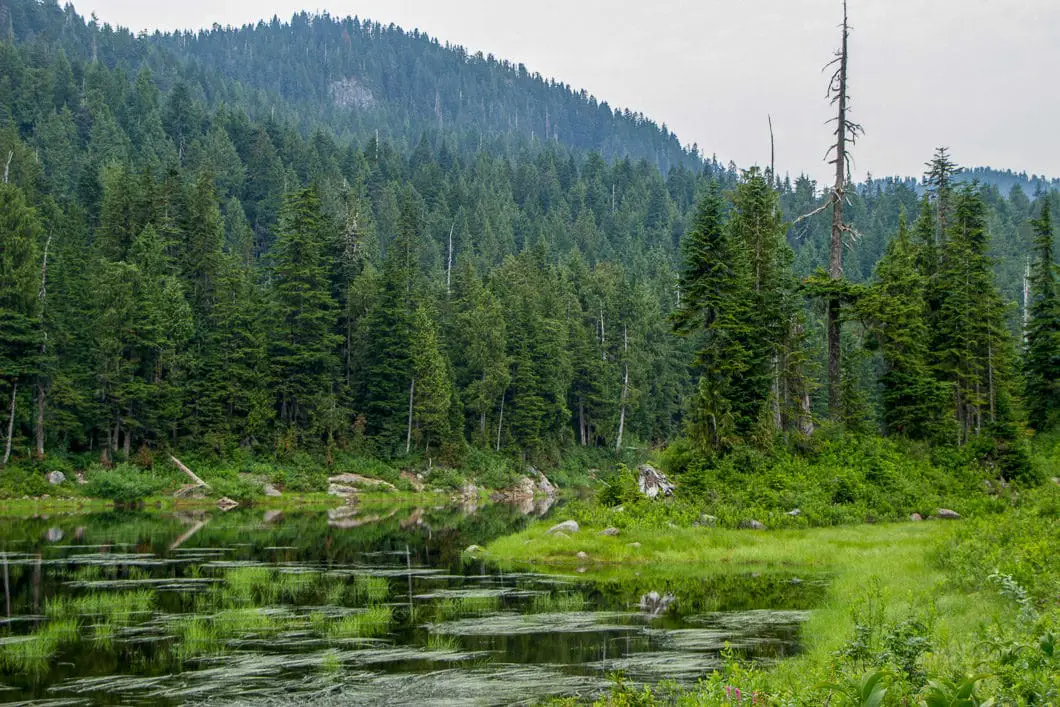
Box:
[71,0,1059,184]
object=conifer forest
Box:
[0,1,1056,705]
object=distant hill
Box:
[958,167,1060,196]
[1,0,702,173]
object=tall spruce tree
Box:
[673,183,756,449]
[859,217,948,439]
[0,184,43,465]
[1024,197,1060,431]
[268,186,340,440]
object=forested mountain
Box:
[0,0,1056,470]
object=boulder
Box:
[400,471,425,492]
[910,513,923,522]
[935,508,961,520]
[327,473,397,491]
[547,520,580,535]
[740,519,766,530]
[492,476,536,504]
[262,483,282,497]
[786,508,801,517]
[637,464,675,499]
[216,497,239,511]
[46,471,66,485]
[328,484,359,498]
[600,527,620,536]
[575,551,589,560]
[695,514,717,527]
[262,510,284,523]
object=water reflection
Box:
[0,504,823,705]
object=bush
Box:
[83,463,175,503]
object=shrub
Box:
[83,463,175,503]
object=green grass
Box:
[530,592,587,613]
[491,484,1060,705]
[0,618,79,673]
[46,590,155,625]
[352,575,390,605]
[434,595,501,620]
[326,606,393,639]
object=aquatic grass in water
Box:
[0,618,79,673]
[530,592,586,613]
[434,595,500,621]
[327,606,393,639]
[425,633,460,652]
[224,566,275,604]
[51,590,156,625]
[352,575,390,605]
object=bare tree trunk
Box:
[35,232,52,460]
[824,0,861,420]
[2,382,15,466]
[1023,259,1031,342]
[495,393,505,451]
[2,151,11,185]
[767,114,776,185]
[405,377,415,455]
[445,223,454,295]
[615,325,629,453]
[599,310,606,361]
[170,455,210,488]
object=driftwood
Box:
[170,455,209,490]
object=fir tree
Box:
[1024,197,1060,431]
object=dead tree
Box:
[794,0,863,419]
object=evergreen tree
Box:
[268,186,341,440]
[0,183,42,464]
[859,217,948,439]
[1024,197,1060,431]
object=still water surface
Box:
[0,503,822,705]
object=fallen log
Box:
[170,455,210,489]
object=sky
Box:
[71,0,1060,184]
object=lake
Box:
[0,502,823,705]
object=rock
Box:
[628,541,642,548]
[576,551,589,560]
[400,471,425,492]
[600,527,620,536]
[740,519,766,530]
[935,508,961,520]
[45,527,63,542]
[537,472,557,497]
[458,483,479,513]
[695,514,717,527]
[262,483,282,497]
[216,497,239,511]
[786,508,801,517]
[910,513,923,522]
[327,473,397,491]
[638,591,676,617]
[465,545,484,554]
[492,476,536,504]
[46,471,66,485]
[637,464,675,499]
[547,520,579,535]
[262,510,284,523]
[328,484,359,498]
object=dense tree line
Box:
[0,2,1056,472]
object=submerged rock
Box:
[935,508,961,520]
[600,527,620,536]
[638,591,676,617]
[740,519,766,530]
[46,471,66,485]
[637,464,675,499]
[547,520,579,535]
